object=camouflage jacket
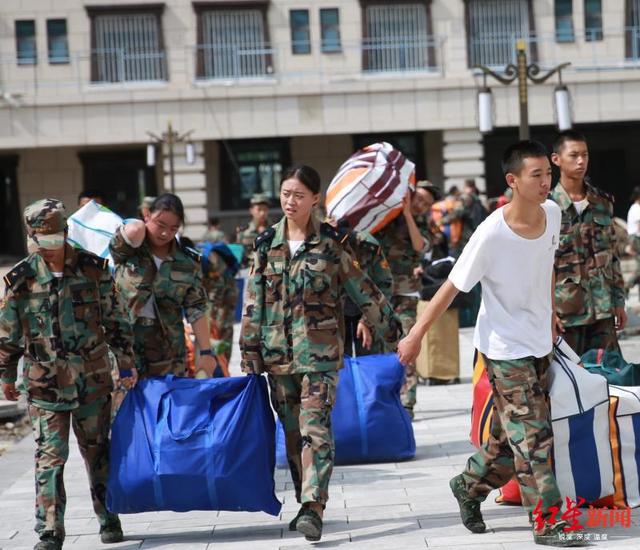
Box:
[439,193,482,251]
[0,244,134,411]
[240,215,401,375]
[109,228,209,359]
[341,230,393,317]
[236,220,270,270]
[375,214,431,295]
[550,181,626,327]
[202,249,238,314]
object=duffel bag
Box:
[108,375,281,515]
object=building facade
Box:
[1,0,640,254]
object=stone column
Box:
[442,129,485,194]
[162,140,207,240]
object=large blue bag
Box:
[108,375,281,516]
[276,353,415,466]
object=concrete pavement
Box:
[2,328,640,549]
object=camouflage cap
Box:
[24,198,67,250]
[250,193,270,206]
[416,180,443,201]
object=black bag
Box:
[420,257,474,309]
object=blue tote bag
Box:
[276,353,415,466]
[108,375,281,516]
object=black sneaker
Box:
[296,507,323,542]
[534,522,587,547]
[288,507,306,531]
[34,534,62,550]
[100,521,124,544]
[449,474,486,533]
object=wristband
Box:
[199,349,213,357]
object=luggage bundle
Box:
[471,340,614,505]
[277,353,415,467]
[325,142,415,234]
[108,375,281,516]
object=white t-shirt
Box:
[448,200,561,360]
[288,240,304,257]
[573,198,589,216]
[628,203,640,237]
[140,255,164,319]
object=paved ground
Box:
[2,327,640,550]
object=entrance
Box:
[0,155,25,257]
[79,149,157,219]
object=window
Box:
[626,0,640,59]
[585,0,603,41]
[290,9,311,54]
[87,6,167,83]
[320,8,341,53]
[220,139,290,210]
[47,19,69,64]
[15,20,36,65]
[555,0,574,42]
[362,2,435,73]
[195,5,272,79]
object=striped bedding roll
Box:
[325,142,415,234]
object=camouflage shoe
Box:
[449,474,486,533]
[34,534,62,550]
[296,508,323,541]
[534,522,587,547]
[100,521,124,544]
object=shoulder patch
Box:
[3,260,35,289]
[77,250,109,271]
[320,222,350,246]
[254,227,275,250]
[183,246,202,264]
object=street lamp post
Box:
[146,121,196,194]
[474,40,571,140]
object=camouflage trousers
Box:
[210,305,235,364]
[29,397,119,541]
[562,317,620,357]
[392,295,418,411]
[133,320,186,378]
[461,354,563,518]
[268,371,338,506]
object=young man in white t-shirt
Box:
[398,141,581,548]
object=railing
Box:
[468,32,537,68]
[627,26,640,61]
[194,44,274,80]
[90,49,167,83]
[1,29,640,99]
[362,36,439,74]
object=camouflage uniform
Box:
[240,214,400,506]
[109,228,209,377]
[236,220,269,271]
[376,213,431,413]
[0,199,134,545]
[202,246,239,362]
[340,229,393,356]
[461,354,562,519]
[550,182,625,355]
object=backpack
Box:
[468,195,488,230]
[197,241,240,278]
